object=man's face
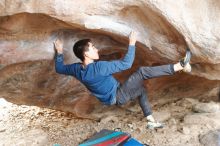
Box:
[84,42,99,60]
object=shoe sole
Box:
[146,123,165,129]
[184,49,192,66]
[147,125,164,129]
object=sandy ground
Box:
[0,97,220,146]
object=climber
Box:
[54,31,192,129]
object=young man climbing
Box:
[54,31,192,129]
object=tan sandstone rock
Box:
[0,0,220,117]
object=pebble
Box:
[127,123,133,129]
[0,128,6,133]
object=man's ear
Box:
[84,52,89,58]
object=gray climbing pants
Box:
[116,64,175,117]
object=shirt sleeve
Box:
[97,45,135,75]
[55,53,77,76]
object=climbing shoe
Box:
[180,48,192,67]
[147,121,164,129]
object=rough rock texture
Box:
[199,130,220,146]
[193,102,220,113]
[0,1,220,117]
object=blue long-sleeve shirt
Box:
[55,45,135,105]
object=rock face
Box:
[0,1,220,117]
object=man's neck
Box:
[82,59,94,67]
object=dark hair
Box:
[73,39,91,61]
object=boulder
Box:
[0,1,220,117]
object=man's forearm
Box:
[122,30,136,67]
[54,53,75,75]
[55,52,65,74]
[55,53,63,62]
[120,45,135,69]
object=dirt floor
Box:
[0,97,220,146]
